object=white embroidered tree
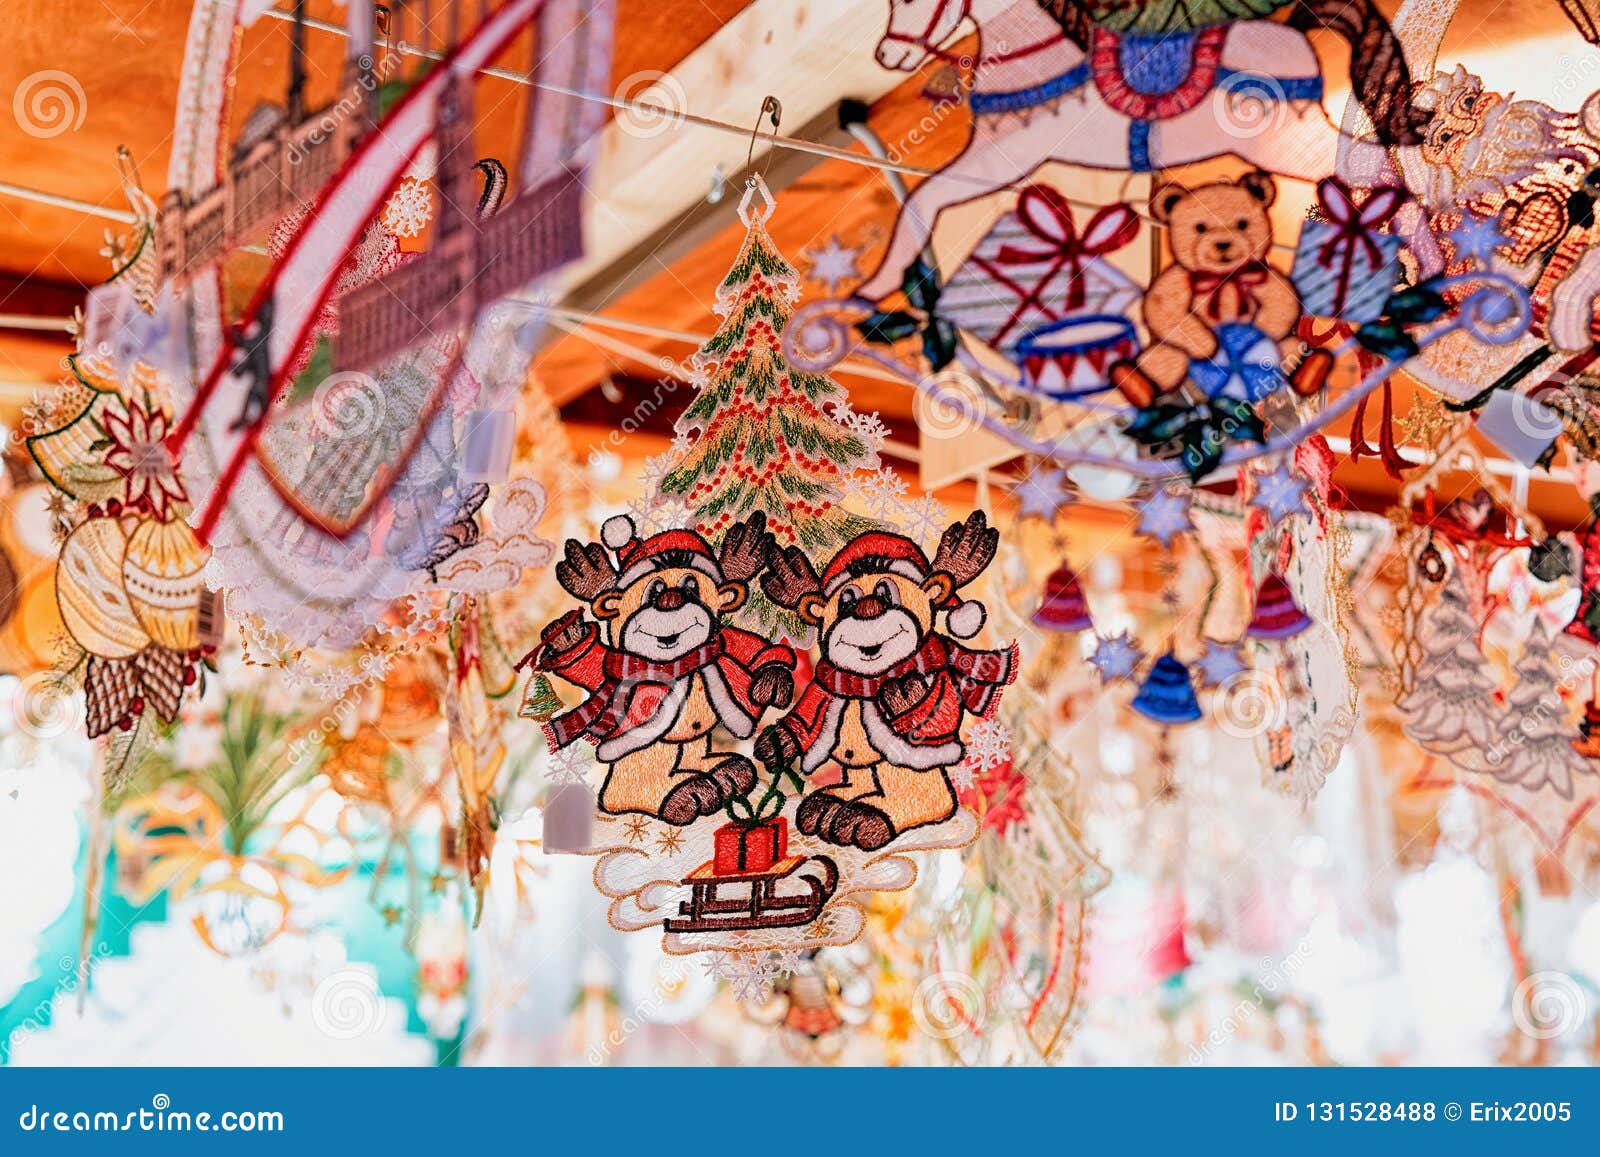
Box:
[1496,620,1596,799]
[1398,567,1504,754]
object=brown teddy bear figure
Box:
[1110,172,1333,409]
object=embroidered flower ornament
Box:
[101,399,189,521]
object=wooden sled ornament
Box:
[664,854,839,934]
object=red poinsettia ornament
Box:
[101,399,189,522]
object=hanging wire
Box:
[246,9,1165,218]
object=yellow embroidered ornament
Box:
[55,518,151,660]
[122,517,209,651]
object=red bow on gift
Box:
[991,186,1140,335]
[1312,177,1404,316]
[1190,262,1270,322]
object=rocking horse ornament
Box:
[858,0,1430,301]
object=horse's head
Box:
[877,0,970,71]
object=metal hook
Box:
[745,95,782,180]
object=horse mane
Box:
[1283,0,1433,147]
[1031,0,1093,50]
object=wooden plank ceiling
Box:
[0,0,1592,527]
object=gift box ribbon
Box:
[984,185,1139,344]
[1312,177,1404,317]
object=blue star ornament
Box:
[1250,461,1310,524]
[1014,467,1074,521]
[1089,631,1145,683]
[1448,212,1503,267]
[1193,639,1248,688]
[1137,486,1194,548]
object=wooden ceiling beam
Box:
[560,101,858,318]
[555,0,904,295]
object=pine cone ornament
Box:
[84,654,140,738]
[133,645,187,724]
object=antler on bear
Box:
[761,543,823,610]
[932,509,999,589]
[555,538,619,602]
[718,511,773,584]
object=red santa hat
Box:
[602,514,723,589]
[820,531,986,639]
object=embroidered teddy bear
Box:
[755,515,1015,852]
[1111,172,1331,408]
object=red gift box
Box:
[712,818,787,875]
[940,185,1140,352]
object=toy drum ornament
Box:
[122,518,209,651]
[1014,314,1139,399]
[55,518,151,660]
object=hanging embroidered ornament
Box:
[529,179,1012,953]
[1398,566,1600,859]
[1032,560,1094,633]
[1131,651,1204,725]
[1356,0,1594,408]
[27,357,217,748]
[149,0,612,648]
[1244,572,1314,640]
[1233,444,1359,801]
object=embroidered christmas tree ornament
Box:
[527,179,1010,954]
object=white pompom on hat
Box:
[601,514,636,552]
[946,599,986,639]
